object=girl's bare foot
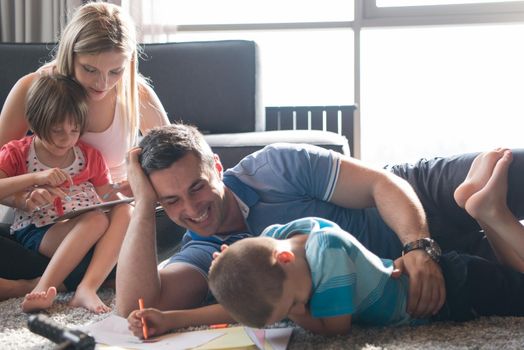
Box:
[69,287,111,314]
[463,150,512,221]
[21,286,57,313]
[454,148,508,208]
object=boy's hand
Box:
[391,256,405,279]
[33,168,73,188]
[127,308,170,339]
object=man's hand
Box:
[403,250,445,318]
[126,147,157,206]
[393,250,445,318]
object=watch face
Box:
[403,238,441,262]
[425,238,442,261]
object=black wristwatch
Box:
[402,238,441,262]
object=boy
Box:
[208,217,524,336]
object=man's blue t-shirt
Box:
[262,217,413,326]
[171,143,404,277]
[223,143,403,259]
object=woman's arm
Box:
[138,82,170,133]
[95,183,120,202]
[0,73,38,147]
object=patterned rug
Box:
[2,289,524,349]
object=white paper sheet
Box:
[245,327,293,350]
[81,315,224,350]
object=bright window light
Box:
[361,23,524,166]
[377,0,522,6]
[170,29,354,107]
[138,0,353,25]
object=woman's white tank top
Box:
[81,102,130,183]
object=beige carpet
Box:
[2,289,524,349]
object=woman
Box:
[0,2,170,299]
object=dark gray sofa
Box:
[0,40,353,258]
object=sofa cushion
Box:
[0,43,55,112]
[205,130,350,170]
[139,40,261,134]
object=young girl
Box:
[0,2,170,295]
[0,74,122,313]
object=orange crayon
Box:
[210,323,229,329]
[138,298,149,340]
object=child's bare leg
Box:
[454,148,508,208]
[69,204,131,313]
[21,211,108,313]
[463,150,524,271]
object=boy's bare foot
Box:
[21,286,57,313]
[463,150,512,221]
[69,287,111,314]
[454,148,508,208]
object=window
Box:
[125,0,524,163]
[125,0,355,123]
[361,23,524,166]
[377,0,523,7]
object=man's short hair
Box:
[139,123,215,175]
[208,237,286,328]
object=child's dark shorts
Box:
[13,224,53,253]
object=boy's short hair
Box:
[138,123,215,175]
[208,237,286,328]
[26,74,88,142]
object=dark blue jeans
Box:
[435,251,524,321]
[389,149,524,260]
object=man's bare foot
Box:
[454,148,508,208]
[0,277,39,301]
[21,286,57,313]
[69,287,111,314]
[463,150,513,221]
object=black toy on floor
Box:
[27,314,95,350]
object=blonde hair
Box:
[208,237,286,328]
[54,2,141,147]
[26,74,88,143]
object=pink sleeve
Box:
[0,138,30,177]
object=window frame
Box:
[127,0,524,158]
[363,1,524,26]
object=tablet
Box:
[54,197,134,222]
